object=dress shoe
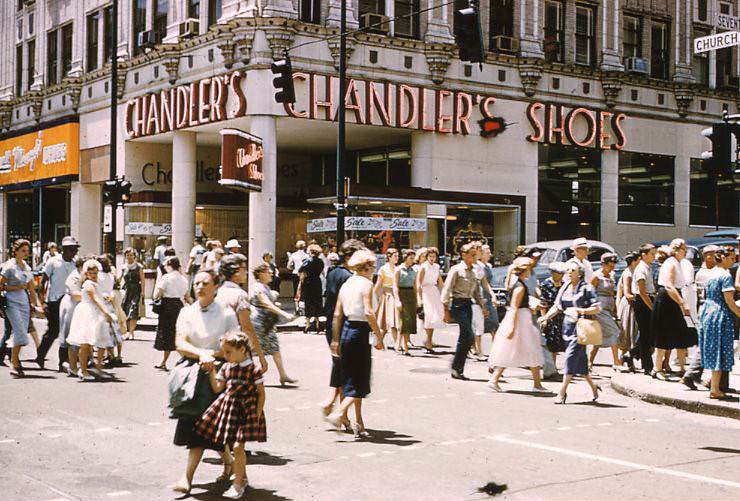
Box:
[450,370,469,381]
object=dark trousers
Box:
[36,299,61,362]
[450,299,474,374]
[631,296,654,374]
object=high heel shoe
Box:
[342,416,352,432]
[554,393,567,404]
[592,385,602,402]
[10,365,24,378]
[280,376,298,386]
[352,423,370,439]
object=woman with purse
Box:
[171,270,240,494]
[539,261,602,404]
[588,253,623,372]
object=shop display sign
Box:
[285,72,496,136]
[125,222,203,236]
[0,122,79,187]
[307,217,428,233]
[525,102,627,150]
[125,71,247,139]
[219,128,263,192]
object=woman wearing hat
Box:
[488,257,546,393]
[568,238,594,283]
[539,262,567,363]
[588,253,623,372]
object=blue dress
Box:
[556,281,600,375]
[698,270,736,372]
[482,263,500,332]
[1,259,33,348]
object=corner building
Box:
[1,0,738,263]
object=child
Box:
[196,332,266,499]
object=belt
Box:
[452,297,472,304]
[398,287,414,290]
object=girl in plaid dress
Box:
[196,332,266,499]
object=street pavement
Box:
[1,324,740,501]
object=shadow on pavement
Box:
[571,401,627,408]
[10,373,56,380]
[354,429,421,447]
[249,451,292,466]
[700,446,740,454]
[504,390,556,398]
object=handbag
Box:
[152,298,162,314]
[576,317,602,345]
[168,358,218,419]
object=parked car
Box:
[488,240,621,294]
[703,228,739,239]
[653,237,738,274]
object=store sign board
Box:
[285,72,497,135]
[124,71,247,139]
[219,129,263,192]
[0,122,79,187]
[716,14,740,31]
[125,222,203,236]
[307,217,428,233]
[525,102,627,150]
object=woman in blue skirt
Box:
[698,247,740,400]
[326,249,384,438]
[539,261,602,404]
[0,239,44,377]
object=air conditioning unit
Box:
[179,19,199,39]
[138,30,155,49]
[625,57,649,74]
[22,0,36,6]
[491,35,518,53]
[360,13,390,34]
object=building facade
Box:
[0,0,738,265]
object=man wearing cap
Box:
[225,238,242,255]
[37,236,79,370]
[442,243,488,380]
[567,237,595,284]
[153,236,168,274]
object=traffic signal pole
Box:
[108,0,118,257]
[336,0,347,245]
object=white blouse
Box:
[158,271,189,299]
[657,257,685,288]
[175,300,240,350]
[338,274,373,321]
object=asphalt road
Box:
[1,326,739,501]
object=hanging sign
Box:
[125,222,203,236]
[307,217,428,233]
[219,128,263,192]
[693,31,740,53]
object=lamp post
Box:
[107,0,119,257]
[335,0,347,246]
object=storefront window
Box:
[618,151,674,224]
[689,158,739,227]
[538,144,601,241]
[318,147,410,188]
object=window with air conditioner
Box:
[489,0,515,52]
[650,21,669,79]
[153,0,168,43]
[575,5,595,66]
[544,1,564,63]
[623,15,642,60]
[394,0,420,38]
[693,29,710,85]
[300,0,321,24]
[132,0,147,55]
[359,0,388,33]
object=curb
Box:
[610,377,739,420]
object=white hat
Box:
[348,249,376,268]
[225,239,241,249]
[571,237,589,249]
[328,252,339,262]
[61,236,79,248]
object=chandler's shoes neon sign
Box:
[525,102,627,150]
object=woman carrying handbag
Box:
[539,261,602,404]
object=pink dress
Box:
[489,281,544,368]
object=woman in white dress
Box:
[98,254,125,366]
[374,248,401,351]
[416,247,445,354]
[66,260,115,381]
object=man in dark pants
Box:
[625,244,656,375]
[442,243,488,380]
[36,236,79,370]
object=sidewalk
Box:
[611,370,740,420]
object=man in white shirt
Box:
[186,238,206,275]
[287,240,309,300]
[153,236,168,273]
[624,244,656,375]
[566,237,594,284]
[37,236,79,370]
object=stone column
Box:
[674,155,690,229]
[600,0,623,71]
[423,0,453,44]
[69,0,84,77]
[248,115,277,290]
[600,149,619,247]
[672,0,694,82]
[410,132,434,189]
[71,184,102,255]
[221,0,259,21]
[31,0,45,90]
[0,193,7,258]
[519,0,544,58]
[171,131,197,264]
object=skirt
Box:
[488,308,544,368]
[122,284,141,320]
[616,296,637,349]
[651,288,696,350]
[562,318,589,375]
[376,287,401,331]
[595,298,621,348]
[57,294,79,348]
[303,282,324,317]
[472,304,484,336]
[421,284,445,329]
[340,321,372,398]
[483,295,500,333]
[4,298,30,348]
[66,302,112,348]
[154,298,183,352]
[398,287,417,335]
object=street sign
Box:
[716,13,740,30]
[694,31,740,53]
[103,205,112,233]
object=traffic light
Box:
[701,122,736,180]
[271,54,295,104]
[453,0,484,67]
[102,178,132,205]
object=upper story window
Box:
[208,0,222,26]
[27,38,35,91]
[132,0,147,55]
[693,28,710,85]
[697,0,708,21]
[716,45,738,89]
[61,23,73,77]
[489,0,515,52]
[103,6,113,62]
[650,21,669,79]
[394,0,420,39]
[15,45,23,96]
[720,1,733,15]
[47,28,58,85]
[623,15,642,60]
[299,0,321,24]
[574,4,596,66]
[544,0,565,63]
[359,0,387,34]
[188,0,200,18]
[153,0,168,43]
[87,11,100,71]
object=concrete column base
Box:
[172,131,197,265]
[248,116,277,290]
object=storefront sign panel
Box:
[125,222,203,236]
[525,102,627,150]
[219,129,263,192]
[0,123,79,186]
[286,72,497,136]
[307,217,427,233]
[125,71,247,139]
